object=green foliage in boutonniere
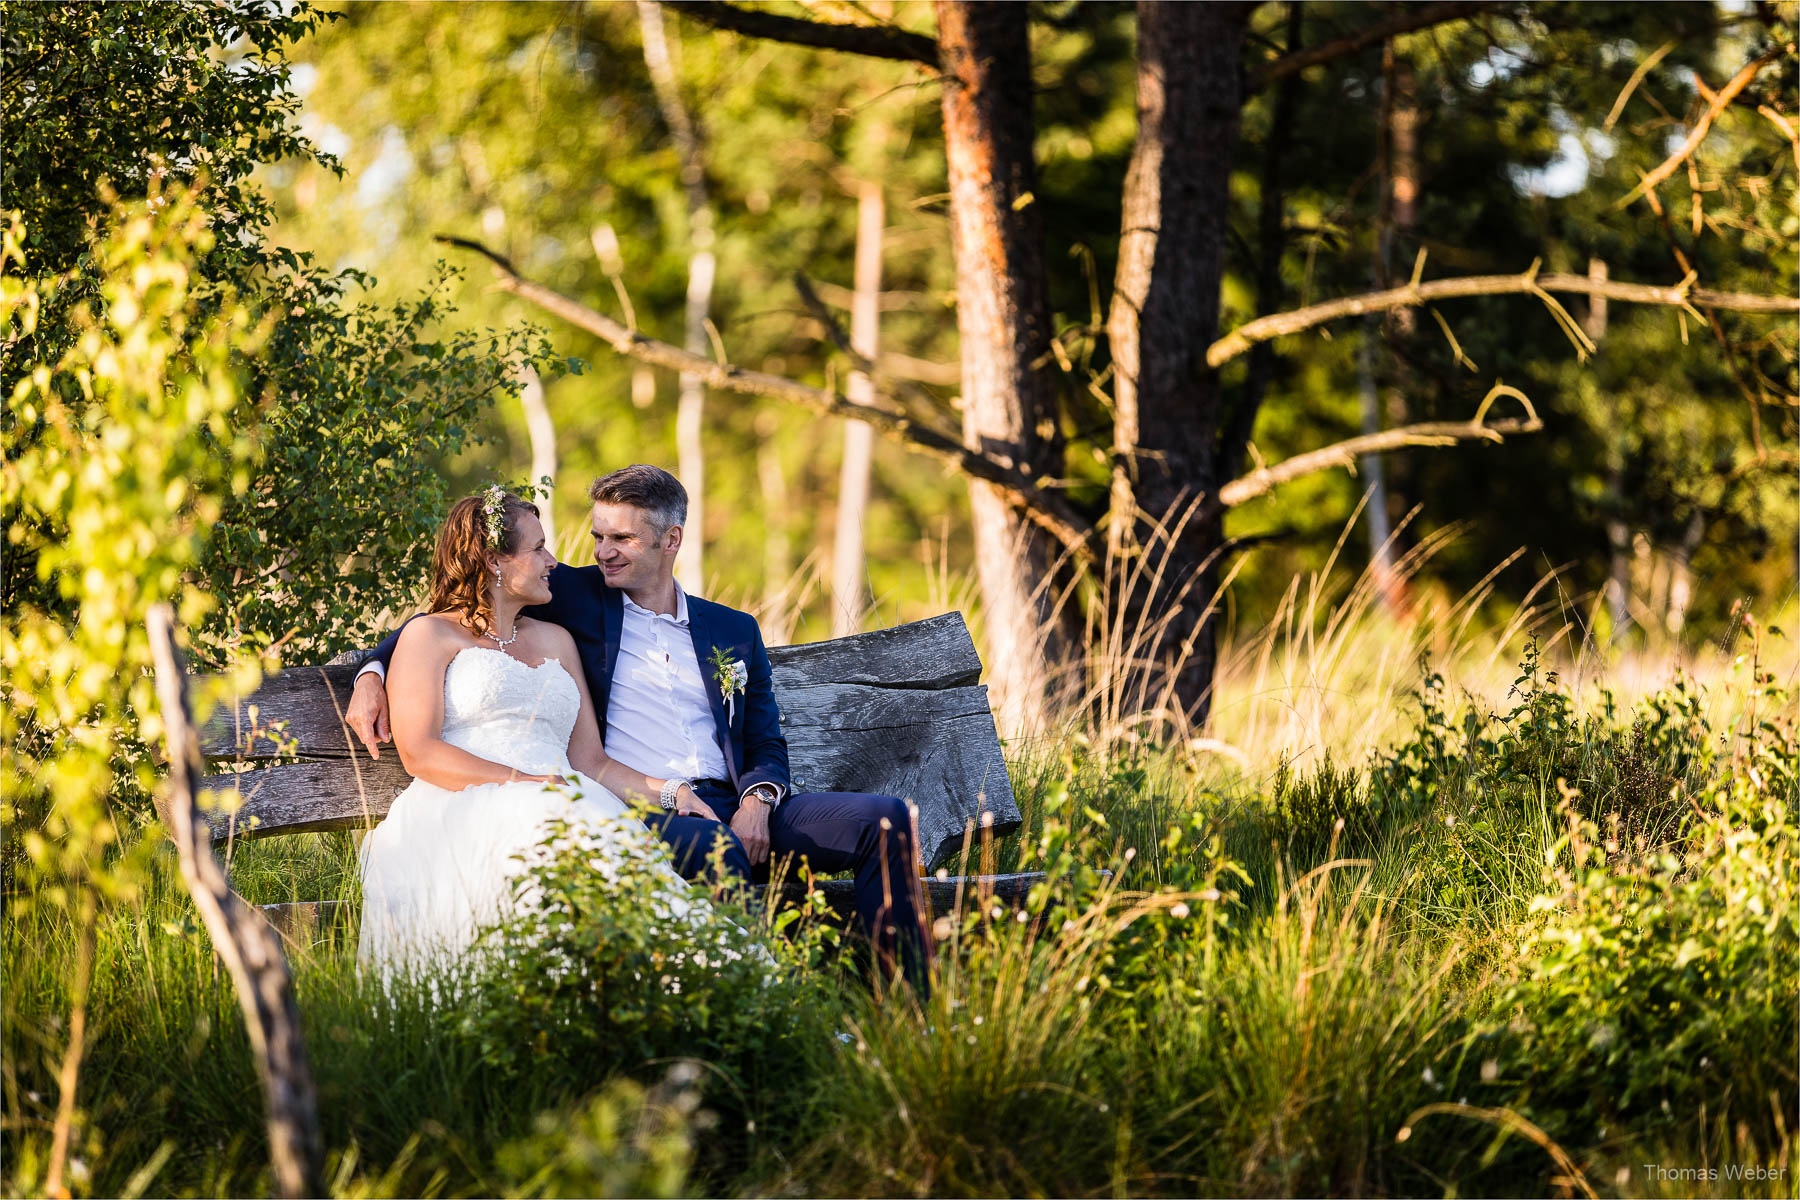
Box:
[709,645,749,719]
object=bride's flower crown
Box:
[481,484,508,548]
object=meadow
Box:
[4,556,1795,1200]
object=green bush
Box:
[1478,686,1798,1155]
[457,819,835,1160]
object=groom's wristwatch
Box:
[659,777,690,812]
[742,783,780,810]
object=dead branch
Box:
[1207,265,1800,368]
[437,234,1100,560]
[1246,1,1495,94]
[791,270,954,426]
[1616,46,1787,208]
[660,1,938,65]
[1217,385,1543,507]
[147,605,324,1200]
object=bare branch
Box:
[659,1,938,64]
[436,234,1099,560]
[1207,266,1800,368]
[791,270,955,426]
[1246,1,1495,94]
[148,606,324,1199]
[1219,389,1543,508]
[1615,46,1786,209]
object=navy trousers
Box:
[646,780,930,989]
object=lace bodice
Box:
[440,647,581,777]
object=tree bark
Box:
[833,180,883,637]
[1104,0,1250,730]
[936,1,1080,732]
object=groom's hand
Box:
[731,795,772,867]
[346,672,391,759]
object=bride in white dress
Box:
[358,489,707,979]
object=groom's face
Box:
[590,501,680,592]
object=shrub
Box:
[492,1069,701,1199]
[455,819,835,1152]
[1477,688,1798,1155]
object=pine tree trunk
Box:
[936,1,1081,733]
[1104,1,1249,731]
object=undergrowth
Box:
[4,637,1796,1198]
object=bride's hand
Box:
[674,784,721,823]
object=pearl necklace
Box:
[487,621,520,648]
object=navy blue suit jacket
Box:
[367,563,790,796]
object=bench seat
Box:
[196,613,1039,939]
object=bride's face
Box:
[493,512,556,606]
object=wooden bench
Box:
[196,612,1040,935]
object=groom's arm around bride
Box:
[347,464,930,990]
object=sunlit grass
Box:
[5,532,1794,1197]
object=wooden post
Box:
[146,604,324,1199]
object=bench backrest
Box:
[199,612,1019,868]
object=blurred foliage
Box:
[2,0,572,669]
[0,198,258,901]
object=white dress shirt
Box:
[604,586,730,783]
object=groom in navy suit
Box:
[348,464,928,988]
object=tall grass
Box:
[4,533,1794,1198]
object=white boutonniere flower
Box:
[709,646,749,720]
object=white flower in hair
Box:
[481,485,508,547]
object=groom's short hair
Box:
[588,465,688,534]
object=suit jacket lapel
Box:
[685,600,740,785]
[599,584,624,734]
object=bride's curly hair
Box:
[426,491,541,639]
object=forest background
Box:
[2,2,1797,1197]
[262,0,1797,698]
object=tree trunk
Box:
[936,1,1080,733]
[1586,257,1632,644]
[517,363,558,547]
[755,410,795,643]
[639,0,713,592]
[832,180,883,637]
[1104,0,1249,731]
[1358,39,1406,617]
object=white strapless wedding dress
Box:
[357,646,688,979]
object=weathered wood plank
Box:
[203,613,985,759]
[768,612,982,690]
[201,759,411,840]
[199,613,1019,862]
[200,663,368,760]
[257,870,1052,944]
[776,680,1019,867]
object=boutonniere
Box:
[708,646,748,720]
